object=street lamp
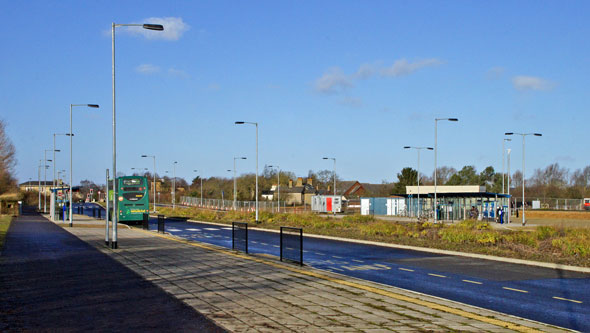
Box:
[322,157,337,196]
[69,104,99,227]
[112,22,163,249]
[43,149,57,213]
[434,117,458,223]
[232,157,247,210]
[172,162,178,209]
[53,133,67,194]
[268,165,280,213]
[193,170,203,206]
[504,132,542,225]
[502,138,512,194]
[235,121,259,222]
[404,146,433,218]
[141,154,157,212]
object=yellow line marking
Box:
[503,287,528,293]
[352,259,364,263]
[462,280,483,285]
[399,268,415,272]
[272,245,279,248]
[137,230,543,333]
[553,296,582,304]
[428,273,447,278]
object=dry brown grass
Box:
[526,210,590,220]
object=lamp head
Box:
[448,118,458,121]
[141,155,147,157]
[534,133,542,136]
[403,146,411,149]
[235,121,245,124]
[427,147,434,150]
[87,104,99,108]
[143,24,164,31]
[55,149,61,152]
[505,132,513,136]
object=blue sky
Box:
[1,1,589,185]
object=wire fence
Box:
[180,196,287,213]
[527,198,587,210]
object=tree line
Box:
[392,163,590,199]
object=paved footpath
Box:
[60,215,570,332]
[0,211,224,332]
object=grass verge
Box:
[0,215,14,251]
[156,206,590,268]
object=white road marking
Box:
[553,296,582,304]
[462,280,482,285]
[204,228,219,231]
[399,268,414,272]
[428,273,447,278]
[352,259,364,263]
[222,227,232,230]
[167,228,182,232]
[503,287,528,293]
[186,228,201,231]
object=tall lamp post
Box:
[404,146,433,218]
[141,154,157,212]
[43,149,56,213]
[235,121,259,222]
[69,104,99,227]
[193,170,203,206]
[53,133,67,192]
[37,160,43,211]
[172,161,178,209]
[233,157,247,210]
[502,138,512,194]
[322,157,337,195]
[268,165,280,213]
[507,148,511,224]
[504,132,542,225]
[434,117,458,223]
[112,22,163,249]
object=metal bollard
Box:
[93,207,96,217]
[80,206,84,215]
[157,215,165,233]
[142,213,149,230]
[98,208,101,219]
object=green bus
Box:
[116,176,149,224]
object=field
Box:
[157,207,590,268]
[524,210,590,228]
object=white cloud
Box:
[135,64,160,74]
[207,83,221,91]
[168,67,189,78]
[486,66,505,80]
[354,63,377,79]
[512,75,554,91]
[337,96,363,108]
[381,58,442,77]
[125,17,189,41]
[314,67,353,94]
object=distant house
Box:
[19,180,68,196]
[265,177,318,205]
[338,181,394,199]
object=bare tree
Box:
[0,120,17,194]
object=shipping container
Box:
[311,195,343,213]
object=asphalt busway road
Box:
[75,203,589,331]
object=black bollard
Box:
[142,213,149,230]
[98,208,101,219]
[92,207,96,217]
[157,215,165,233]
